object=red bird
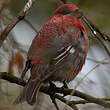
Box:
[14,3,89,105]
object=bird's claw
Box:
[48,81,56,91]
[62,80,68,89]
[62,81,68,97]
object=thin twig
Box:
[70,97,110,105]
[87,57,110,64]
[0,0,36,47]
[82,16,110,41]
[23,18,38,33]
[74,57,109,93]
[82,16,110,56]
[55,94,79,110]
[0,72,26,86]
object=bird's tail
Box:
[14,78,42,105]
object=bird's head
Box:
[52,3,84,31]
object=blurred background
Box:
[0,0,110,110]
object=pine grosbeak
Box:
[14,3,89,105]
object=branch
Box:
[70,97,110,105]
[87,57,110,64]
[0,72,26,86]
[0,72,110,109]
[82,15,110,56]
[82,16,110,41]
[23,18,38,33]
[48,87,110,108]
[0,0,36,47]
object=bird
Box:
[14,3,89,105]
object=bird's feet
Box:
[62,80,68,89]
[48,81,60,110]
[48,81,56,92]
[61,80,69,97]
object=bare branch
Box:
[70,97,110,105]
[87,57,110,64]
[23,18,38,33]
[82,16,110,41]
[0,72,26,86]
[82,15,110,56]
[0,72,110,109]
[0,0,36,47]
[65,57,110,108]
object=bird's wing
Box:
[50,26,87,66]
[49,26,87,81]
